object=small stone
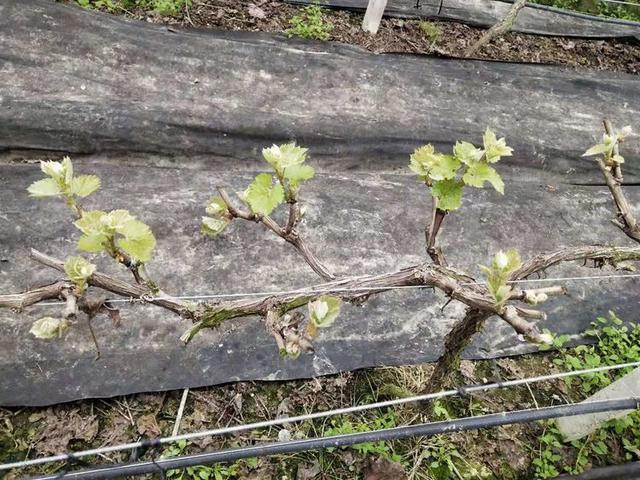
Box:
[278,428,291,442]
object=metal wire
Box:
[596,0,639,6]
[31,272,640,307]
[27,398,640,480]
[3,360,639,472]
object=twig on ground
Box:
[465,0,527,57]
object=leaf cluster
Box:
[202,143,315,236]
[582,125,633,167]
[64,256,97,294]
[479,249,521,309]
[75,209,156,263]
[306,294,342,337]
[27,157,100,208]
[29,316,72,340]
[409,128,511,211]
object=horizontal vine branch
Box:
[15,244,640,346]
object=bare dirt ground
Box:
[1,352,636,479]
[121,0,640,74]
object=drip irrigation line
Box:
[551,460,640,479]
[4,361,639,473]
[26,398,640,480]
[32,272,640,307]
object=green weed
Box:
[75,0,191,16]
[161,440,258,479]
[530,0,640,21]
[533,312,640,478]
[418,21,442,47]
[287,5,334,41]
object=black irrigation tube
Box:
[29,398,639,480]
[553,461,640,479]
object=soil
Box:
[110,0,640,74]
[0,356,592,479]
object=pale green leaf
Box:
[462,162,504,194]
[245,173,284,216]
[308,295,342,328]
[201,216,230,236]
[262,143,308,172]
[504,249,521,272]
[74,210,107,236]
[481,248,522,309]
[409,145,460,181]
[117,235,156,263]
[409,144,438,178]
[117,217,153,240]
[77,234,108,253]
[492,249,521,273]
[27,178,62,197]
[612,154,625,165]
[493,284,512,307]
[582,143,609,157]
[64,256,96,292]
[61,157,74,186]
[40,160,65,180]
[284,164,315,187]
[116,219,156,263]
[30,317,71,339]
[430,179,464,211]
[483,128,513,163]
[453,141,483,165]
[205,196,229,217]
[103,209,135,232]
[70,175,101,197]
[429,155,460,181]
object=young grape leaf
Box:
[483,128,513,163]
[70,175,101,197]
[205,196,229,217]
[262,143,308,172]
[27,178,62,197]
[64,256,96,292]
[77,234,108,253]
[201,216,230,236]
[283,164,315,188]
[462,162,504,194]
[480,249,522,309]
[61,157,74,185]
[30,317,71,340]
[430,179,464,211]
[115,218,156,263]
[245,173,284,216]
[409,145,460,181]
[308,295,342,328]
[40,160,66,180]
[117,235,156,263]
[582,143,610,157]
[74,210,108,236]
[496,248,521,272]
[453,141,483,165]
[116,217,152,240]
[103,209,135,232]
